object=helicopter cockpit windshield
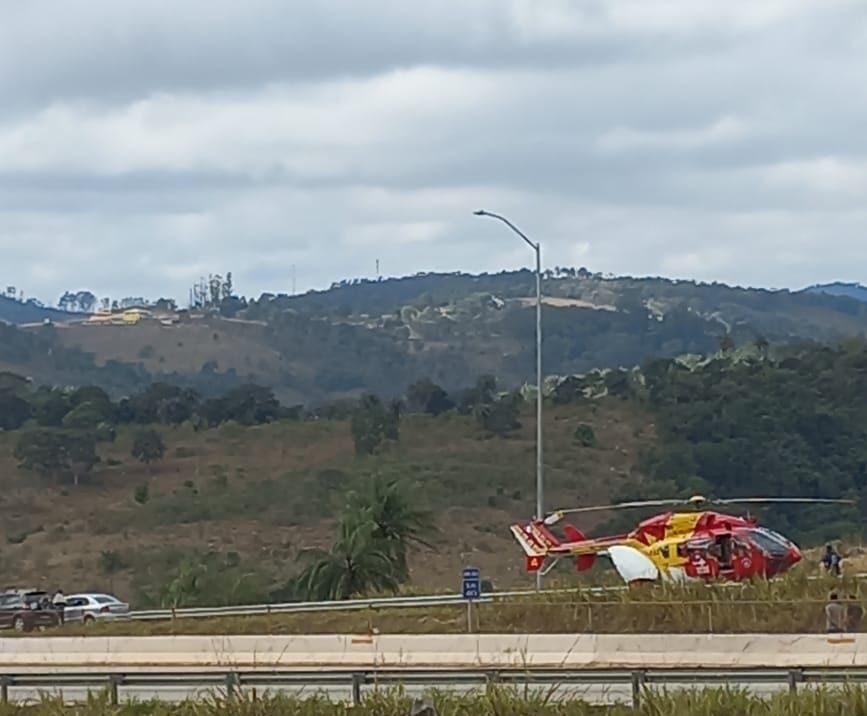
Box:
[745,527,791,558]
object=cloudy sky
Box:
[2,0,866,305]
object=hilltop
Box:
[805,281,867,303]
[0,295,84,325]
[3,270,867,404]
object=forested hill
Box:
[1,338,866,599]
[805,282,867,303]
[3,269,867,403]
[602,340,867,544]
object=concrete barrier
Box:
[0,634,862,670]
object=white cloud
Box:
[596,116,750,153]
[0,0,866,304]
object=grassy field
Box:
[42,574,861,637]
[4,687,867,715]
[0,401,651,603]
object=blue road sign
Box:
[462,566,481,600]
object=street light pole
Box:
[473,210,544,589]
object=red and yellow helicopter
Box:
[510,495,854,584]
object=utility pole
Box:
[473,210,544,590]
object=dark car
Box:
[0,591,63,632]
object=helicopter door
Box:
[714,535,733,571]
[730,537,755,580]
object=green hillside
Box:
[0,338,865,606]
[3,270,867,404]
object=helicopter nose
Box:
[788,545,803,567]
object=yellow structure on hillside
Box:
[85,308,152,326]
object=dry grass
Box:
[0,402,651,602]
[4,686,867,715]
[42,573,859,637]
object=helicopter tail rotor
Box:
[562,524,596,571]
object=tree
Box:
[161,559,206,608]
[574,423,597,447]
[33,389,72,427]
[62,402,110,430]
[122,383,200,425]
[458,374,497,414]
[345,476,435,582]
[131,428,165,465]
[74,291,97,313]
[296,520,400,601]
[407,378,454,416]
[14,430,99,486]
[0,391,31,430]
[350,394,399,456]
[221,272,233,300]
[476,394,522,437]
[57,291,76,311]
[221,384,280,425]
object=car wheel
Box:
[12,617,26,632]
[83,615,95,626]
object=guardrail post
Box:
[788,668,803,694]
[351,672,364,706]
[225,672,239,700]
[631,671,646,711]
[485,671,499,693]
[0,675,10,704]
[108,675,121,705]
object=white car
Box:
[63,593,130,624]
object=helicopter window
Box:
[659,545,670,559]
[754,527,791,547]
[747,529,789,558]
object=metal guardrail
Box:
[128,573,867,622]
[127,587,587,621]
[3,667,867,709]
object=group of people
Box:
[825,592,862,633]
[820,544,862,633]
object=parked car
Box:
[63,593,130,624]
[0,591,63,632]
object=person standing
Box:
[52,589,66,625]
[826,593,846,633]
[822,545,842,576]
[847,595,864,633]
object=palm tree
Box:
[296,520,400,601]
[345,476,436,582]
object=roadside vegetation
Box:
[6,686,867,716]
[38,572,862,637]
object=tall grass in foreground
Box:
[49,572,859,637]
[4,686,867,715]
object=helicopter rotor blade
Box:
[543,499,687,525]
[713,497,855,506]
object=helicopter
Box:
[510,495,855,584]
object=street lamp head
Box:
[473,209,487,216]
